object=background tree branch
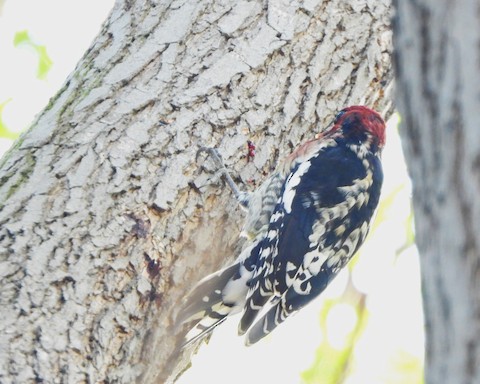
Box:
[394,0,480,382]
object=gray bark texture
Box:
[393,1,480,383]
[0,0,393,383]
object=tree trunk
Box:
[393,1,480,383]
[0,0,393,382]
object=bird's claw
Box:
[195,146,247,203]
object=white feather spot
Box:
[303,250,328,275]
[356,192,366,208]
[283,160,312,213]
[327,249,347,267]
[260,247,271,258]
[335,225,346,236]
[223,265,251,305]
[286,261,297,271]
[270,211,284,222]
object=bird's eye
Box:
[334,110,346,123]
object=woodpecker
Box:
[179,106,386,347]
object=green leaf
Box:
[387,349,424,384]
[13,30,53,80]
[36,45,53,79]
[301,288,369,384]
[13,30,30,46]
[0,99,19,140]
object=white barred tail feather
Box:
[179,238,262,347]
[178,263,241,347]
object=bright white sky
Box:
[0,0,114,155]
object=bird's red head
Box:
[331,106,386,148]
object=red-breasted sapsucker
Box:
[179,106,386,346]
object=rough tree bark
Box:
[0,0,393,383]
[394,1,480,383]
